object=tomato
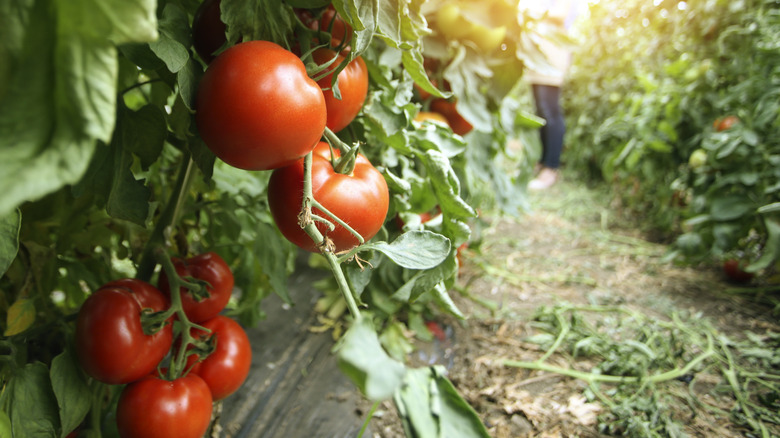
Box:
[312,48,369,133]
[75,279,173,384]
[192,0,226,64]
[723,259,754,283]
[714,115,739,132]
[688,148,707,169]
[268,142,389,253]
[305,5,353,47]
[430,98,473,135]
[196,40,327,170]
[185,315,251,400]
[414,111,449,125]
[116,374,213,438]
[158,252,234,323]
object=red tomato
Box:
[430,98,473,135]
[714,115,739,132]
[312,48,368,133]
[116,374,213,438]
[186,315,251,400]
[268,142,389,252]
[158,252,234,323]
[305,5,353,47]
[192,0,226,63]
[75,279,173,384]
[196,40,327,170]
[723,259,754,283]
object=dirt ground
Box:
[364,177,780,437]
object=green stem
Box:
[88,381,107,438]
[155,249,210,379]
[310,198,364,245]
[300,152,362,320]
[136,154,196,282]
[357,401,381,438]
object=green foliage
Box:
[564,0,780,275]
[0,0,542,435]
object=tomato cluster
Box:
[74,252,251,438]
[192,11,388,253]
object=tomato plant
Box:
[313,48,369,133]
[268,141,389,253]
[185,315,251,400]
[302,5,353,48]
[195,40,327,170]
[192,0,226,63]
[75,279,173,384]
[116,374,213,438]
[157,252,234,323]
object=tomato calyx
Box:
[139,308,173,336]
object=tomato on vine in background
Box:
[185,315,252,400]
[268,141,389,253]
[75,279,173,384]
[116,373,213,438]
[299,5,353,48]
[312,48,369,133]
[196,40,327,170]
[430,98,473,136]
[192,0,226,63]
[157,251,234,323]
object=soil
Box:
[363,178,780,437]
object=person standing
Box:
[525,0,583,190]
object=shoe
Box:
[528,167,559,190]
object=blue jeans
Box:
[532,84,565,169]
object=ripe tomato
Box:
[312,48,368,133]
[304,5,353,47]
[75,279,173,384]
[714,115,739,131]
[116,374,213,438]
[196,40,327,170]
[268,141,389,253]
[158,252,234,323]
[430,98,473,135]
[192,0,226,63]
[186,315,251,400]
[723,259,754,283]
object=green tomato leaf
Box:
[336,317,406,401]
[0,210,21,278]
[149,3,191,73]
[362,230,450,270]
[403,50,448,99]
[119,104,166,170]
[709,195,754,222]
[177,57,205,111]
[50,349,91,437]
[222,0,295,45]
[284,0,330,8]
[73,139,151,226]
[421,150,477,220]
[1,363,60,438]
[4,297,35,337]
[0,0,157,218]
[394,366,491,438]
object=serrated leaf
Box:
[149,3,190,73]
[0,209,21,277]
[119,104,166,170]
[50,349,91,437]
[747,218,780,272]
[222,0,296,45]
[177,58,204,111]
[709,195,754,221]
[5,298,35,336]
[421,150,477,219]
[362,230,450,270]
[337,317,406,401]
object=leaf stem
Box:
[136,154,196,282]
